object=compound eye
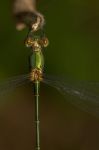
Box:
[25,37,33,47]
[41,37,49,47]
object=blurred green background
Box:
[0,0,99,150]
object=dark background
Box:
[0,0,99,150]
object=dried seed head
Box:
[13,0,45,31]
[13,0,36,14]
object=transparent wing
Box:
[0,74,30,96]
[43,75,99,117]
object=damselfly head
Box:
[25,35,49,50]
[25,37,42,51]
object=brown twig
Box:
[12,0,45,31]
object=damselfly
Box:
[1,5,99,150]
[0,35,99,150]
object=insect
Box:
[1,1,99,150]
[1,25,99,150]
